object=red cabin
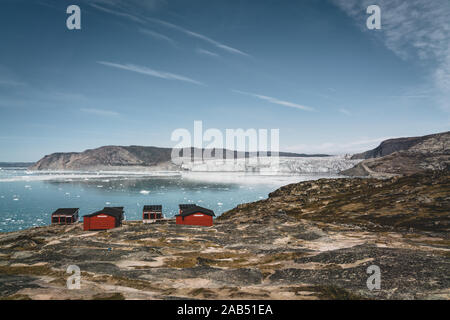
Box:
[83,207,124,231]
[143,205,163,223]
[176,205,215,227]
[51,208,79,225]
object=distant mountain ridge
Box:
[29,145,329,170]
[342,131,450,177]
[351,131,449,159]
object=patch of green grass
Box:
[165,257,197,268]
[313,285,366,300]
[188,288,217,299]
[0,264,62,277]
[0,294,32,300]
[91,292,125,300]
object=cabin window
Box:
[143,213,149,219]
[150,213,155,219]
[60,217,66,224]
[67,218,72,224]
[52,217,59,223]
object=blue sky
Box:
[0,0,449,161]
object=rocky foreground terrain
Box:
[0,169,449,300]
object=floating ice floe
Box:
[140,190,150,195]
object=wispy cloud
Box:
[196,48,220,58]
[97,61,204,86]
[88,2,250,58]
[0,79,26,87]
[339,108,351,116]
[89,3,146,24]
[147,18,251,57]
[138,28,176,46]
[233,90,314,112]
[80,108,120,117]
[90,0,167,12]
[332,0,450,111]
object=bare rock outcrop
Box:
[342,131,450,177]
[351,131,449,160]
[29,146,176,171]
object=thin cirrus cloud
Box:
[339,108,351,116]
[233,90,314,112]
[196,48,220,58]
[80,108,120,117]
[331,0,450,111]
[89,3,146,24]
[88,3,250,58]
[138,28,177,46]
[147,18,251,57]
[0,79,26,87]
[97,61,205,86]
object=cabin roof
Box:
[84,207,124,220]
[143,205,162,212]
[176,205,215,217]
[179,204,196,210]
[52,208,79,216]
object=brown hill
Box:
[342,131,450,177]
[220,168,450,232]
[351,131,449,160]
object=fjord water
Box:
[0,167,343,232]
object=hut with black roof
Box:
[143,205,163,223]
[176,205,215,227]
[83,207,124,231]
[178,203,196,214]
[51,208,79,225]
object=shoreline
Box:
[0,169,448,299]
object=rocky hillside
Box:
[28,146,175,171]
[351,131,449,159]
[220,168,450,232]
[342,131,449,177]
[29,146,328,171]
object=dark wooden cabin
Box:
[51,208,79,225]
[143,205,163,223]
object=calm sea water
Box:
[0,168,340,232]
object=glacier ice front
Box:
[180,156,361,173]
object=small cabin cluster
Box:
[50,203,215,230]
